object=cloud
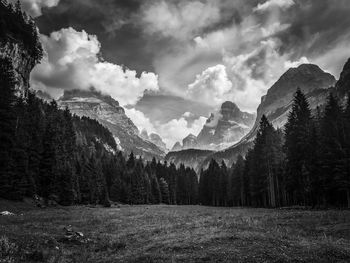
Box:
[254,0,295,12]
[125,108,206,149]
[9,0,60,17]
[31,27,159,106]
[284,56,310,69]
[187,65,233,107]
[140,0,221,40]
[125,108,156,135]
[157,116,207,148]
[220,38,309,112]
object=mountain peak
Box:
[221,101,239,110]
[171,142,182,152]
[185,133,196,139]
[61,89,120,108]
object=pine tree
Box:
[150,175,162,204]
[159,177,170,204]
[284,89,312,205]
[233,155,245,206]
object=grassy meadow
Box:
[0,200,349,262]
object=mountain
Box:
[171,142,182,152]
[196,101,255,150]
[171,101,255,152]
[182,134,198,149]
[58,89,166,160]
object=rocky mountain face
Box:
[197,101,255,150]
[0,40,36,96]
[182,134,198,150]
[140,129,167,152]
[59,89,166,160]
[171,142,182,152]
[171,101,255,152]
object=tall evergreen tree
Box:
[159,177,170,204]
[284,89,312,205]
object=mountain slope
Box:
[59,89,166,160]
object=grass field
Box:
[0,201,349,262]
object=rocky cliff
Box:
[171,101,255,152]
[59,89,166,160]
[197,101,255,150]
[0,1,41,96]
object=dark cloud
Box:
[274,0,350,60]
[35,0,154,74]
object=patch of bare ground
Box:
[0,200,349,262]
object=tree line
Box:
[199,89,350,208]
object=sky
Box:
[15,0,350,148]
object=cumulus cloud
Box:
[125,108,157,135]
[187,65,233,107]
[125,108,206,148]
[284,56,310,69]
[9,0,60,17]
[157,116,207,148]
[140,0,221,40]
[221,38,309,112]
[254,0,295,12]
[31,27,159,106]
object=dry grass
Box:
[0,200,349,262]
